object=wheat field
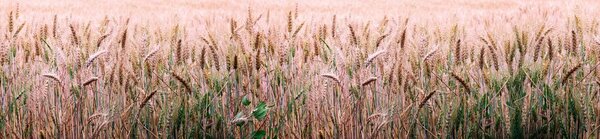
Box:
[2,0,600,138]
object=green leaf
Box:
[251,130,266,139]
[252,102,268,120]
[242,96,251,106]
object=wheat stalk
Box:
[533,37,543,62]
[479,47,485,70]
[233,54,238,70]
[331,15,336,38]
[172,71,193,93]
[52,15,57,38]
[292,22,305,38]
[121,29,128,49]
[562,63,582,85]
[208,44,220,71]
[8,11,14,33]
[287,11,293,33]
[450,72,471,93]
[571,30,578,56]
[139,90,158,110]
[15,3,20,19]
[349,24,358,46]
[455,39,461,64]
[255,49,261,70]
[365,49,386,67]
[418,90,437,110]
[253,33,261,50]
[399,28,407,49]
[42,73,62,85]
[175,39,182,64]
[375,34,388,48]
[199,47,206,69]
[83,77,98,86]
[362,77,377,87]
[85,50,107,67]
[423,47,438,63]
[321,73,341,86]
[143,47,159,64]
[12,23,25,38]
[70,24,80,45]
[547,38,554,61]
[96,34,109,48]
[485,44,499,70]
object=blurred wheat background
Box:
[3,0,600,138]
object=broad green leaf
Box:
[242,96,251,106]
[252,102,268,120]
[252,130,266,139]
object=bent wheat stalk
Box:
[42,73,62,85]
[450,72,471,93]
[321,73,341,86]
[365,49,386,67]
[85,50,107,67]
[143,47,160,63]
[83,77,98,86]
[562,63,582,85]
[172,72,193,93]
[362,77,377,87]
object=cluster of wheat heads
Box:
[3,4,600,138]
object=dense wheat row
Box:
[2,3,600,138]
